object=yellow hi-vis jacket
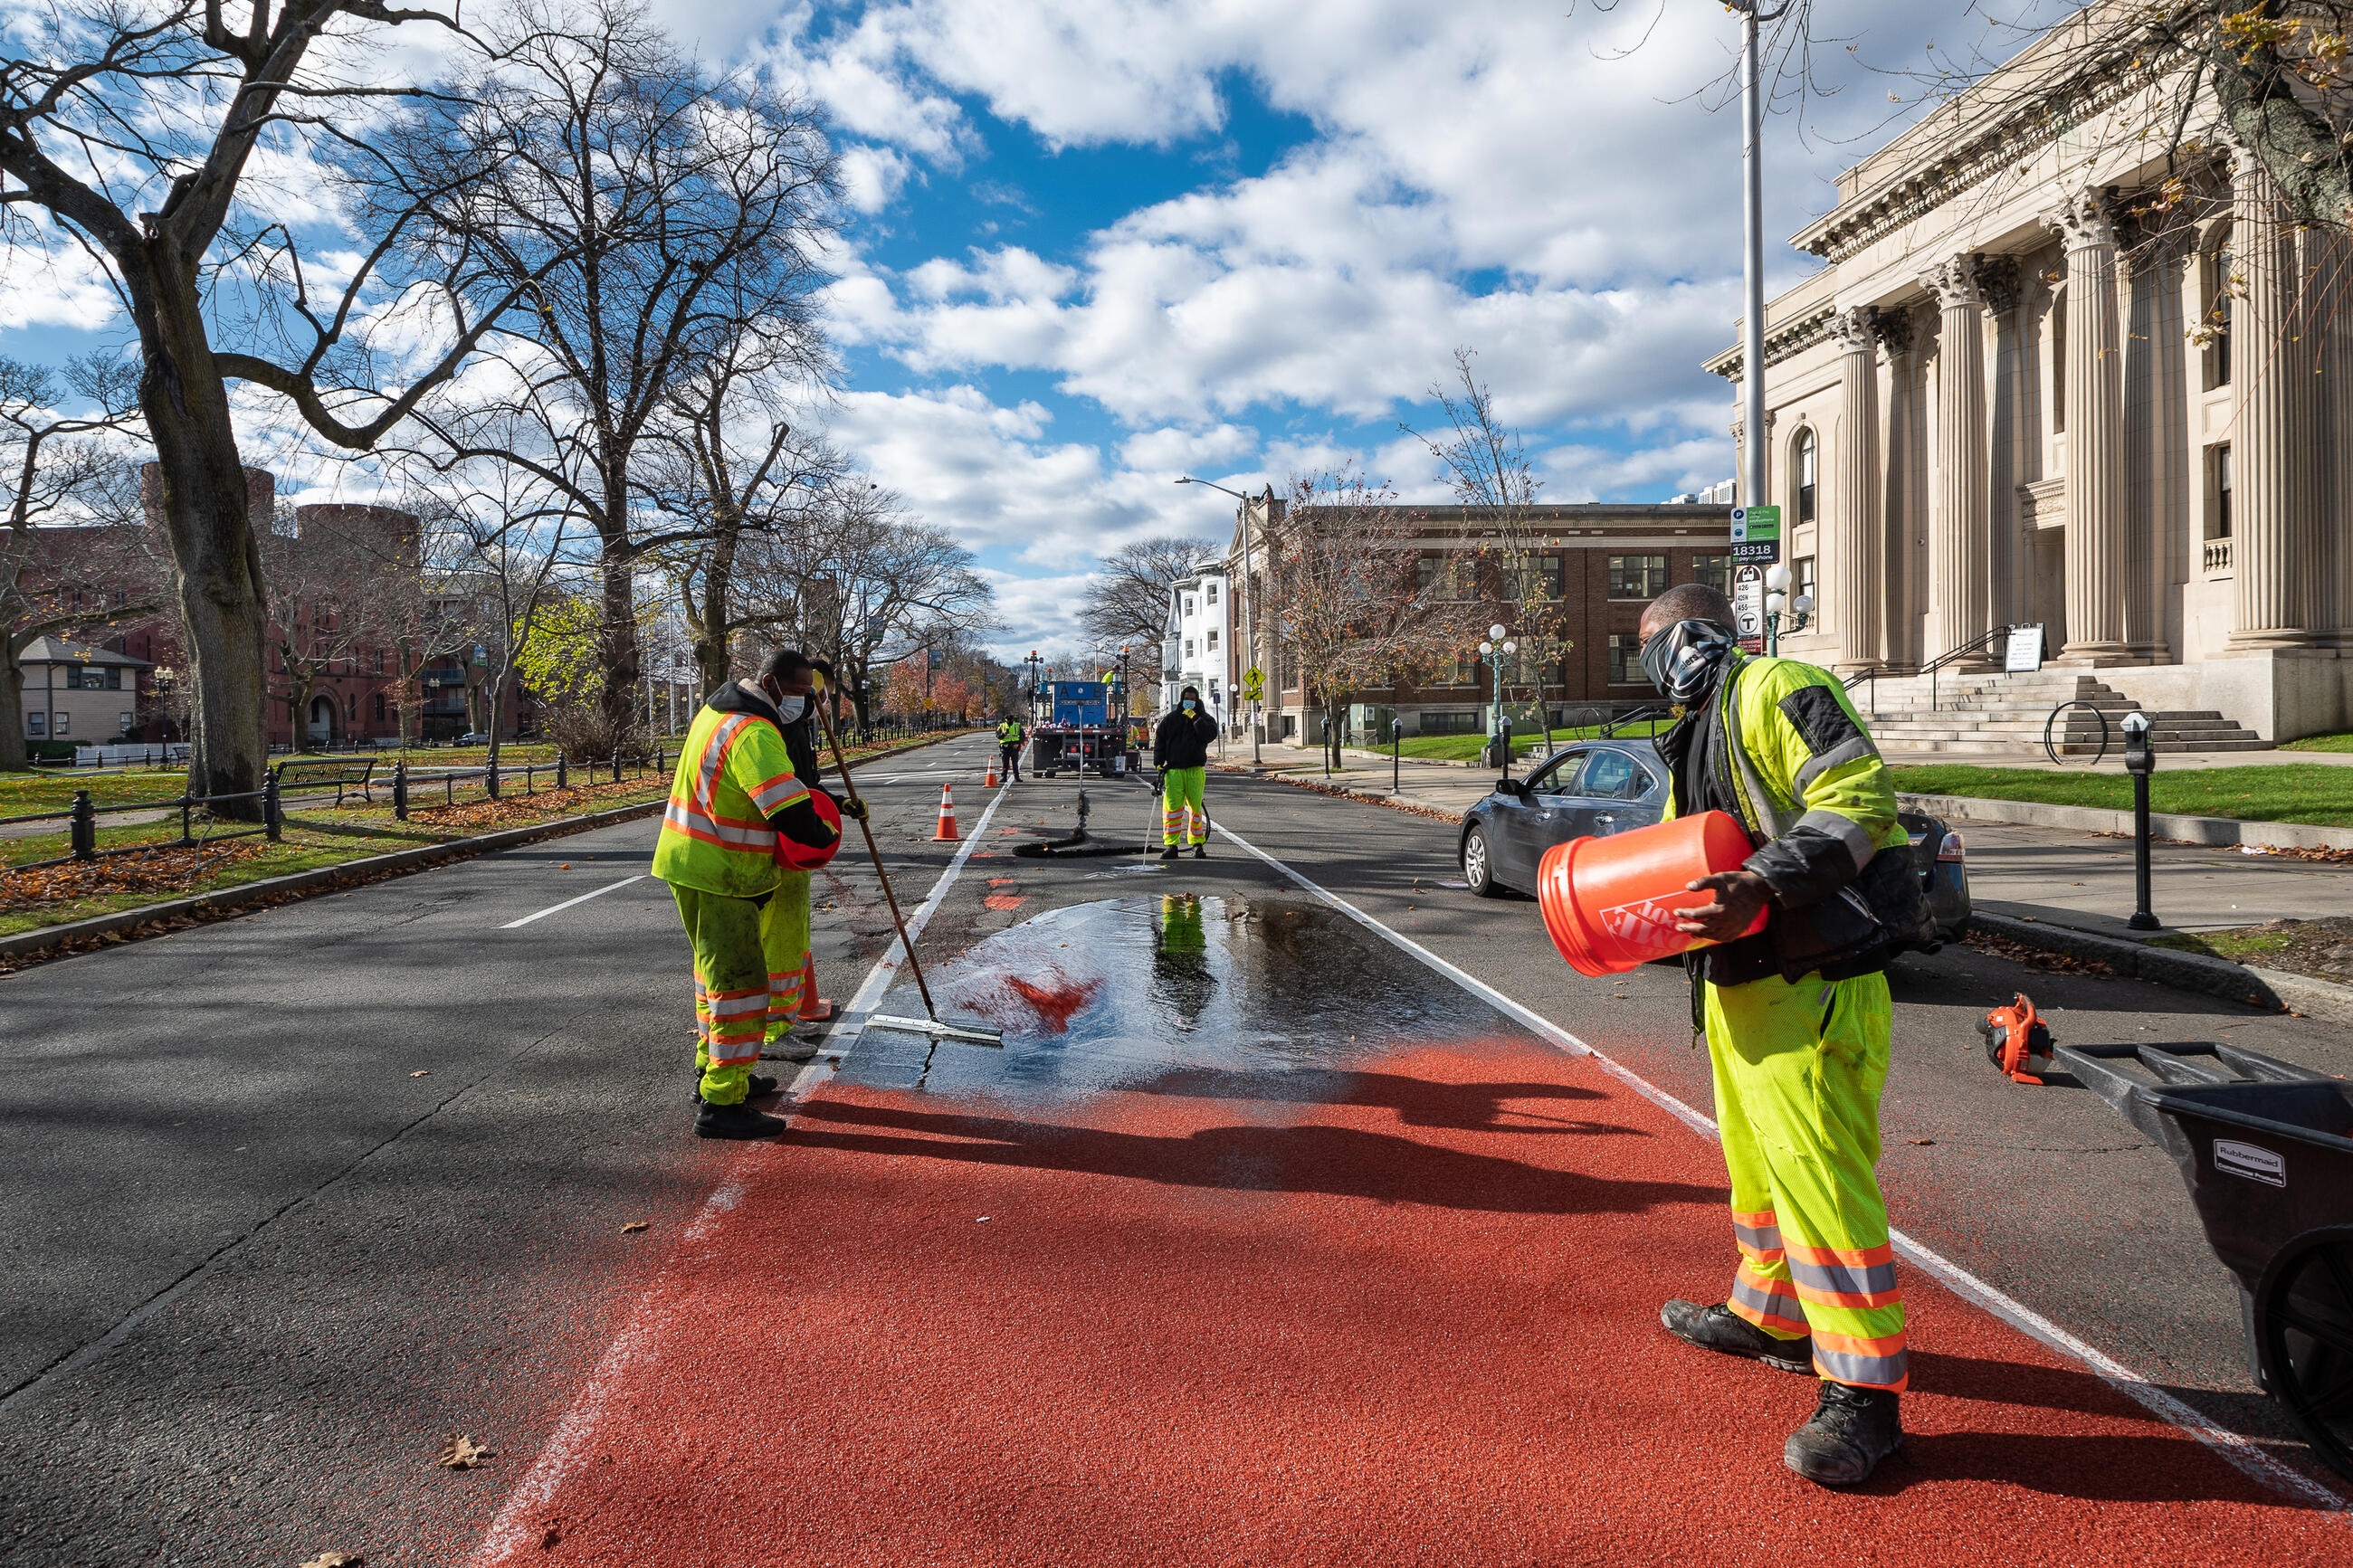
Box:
[1661,652,1917,984]
[996,720,1024,746]
[653,693,811,899]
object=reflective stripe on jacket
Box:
[653,698,809,898]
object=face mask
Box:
[1638,620,1735,703]
[770,688,806,722]
[1182,699,1196,712]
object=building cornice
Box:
[1788,7,2202,265]
[1705,303,1839,382]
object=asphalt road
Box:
[3,733,2348,1565]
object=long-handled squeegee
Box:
[814,690,1004,1050]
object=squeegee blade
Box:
[863,1014,1007,1048]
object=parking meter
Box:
[1498,719,1513,780]
[1392,717,1404,795]
[2120,711,2158,929]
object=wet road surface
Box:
[8,736,2352,1564]
[463,756,2350,1565]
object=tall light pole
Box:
[1175,475,1261,765]
[1727,3,1785,508]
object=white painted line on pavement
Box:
[464,774,1017,1568]
[1210,815,2350,1516]
[500,874,647,929]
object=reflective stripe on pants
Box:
[1161,765,1207,845]
[673,870,813,1105]
[1707,968,1907,1391]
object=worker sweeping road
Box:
[996,713,1026,783]
[654,649,865,1141]
[1639,583,1936,1487]
[1152,685,1219,860]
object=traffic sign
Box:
[1734,564,1767,654]
[1242,665,1265,701]
[1729,503,1781,565]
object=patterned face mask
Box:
[1638,620,1735,702]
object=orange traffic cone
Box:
[985,758,999,787]
[932,783,961,841]
[795,956,835,1022]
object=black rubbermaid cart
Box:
[2059,1039,2353,1479]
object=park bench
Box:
[271,755,378,806]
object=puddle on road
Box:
[843,893,1538,1098]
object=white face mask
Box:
[767,684,806,722]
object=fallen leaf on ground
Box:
[410,1070,430,1078]
[620,1221,649,1234]
[1909,1138,1937,1145]
[437,1433,494,1469]
[300,1553,364,1567]
[558,862,571,869]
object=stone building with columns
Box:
[1707,7,2353,741]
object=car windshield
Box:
[1526,749,1587,796]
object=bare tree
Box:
[405,0,841,738]
[741,485,998,732]
[1080,534,1224,680]
[1,354,154,768]
[641,317,845,698]
[1265,469,1484,767]
[1405,347,1575,747]
[0,2,571,810]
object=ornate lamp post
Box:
[1762,562,1814,654]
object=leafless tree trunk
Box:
[0,3,561,812]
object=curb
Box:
[1900,791,2353,853]
[1967,911,2290,1011]
[1214,762,1467,824]
[1,734,963,966]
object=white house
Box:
[1160,569,1233,729]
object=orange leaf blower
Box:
[1977,993,2054,1085]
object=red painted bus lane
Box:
[469,1040,2347,1567]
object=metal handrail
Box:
[2043,698,2113,766]
[1843,622,2035,711]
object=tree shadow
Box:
[782,1097,1714,1215]
[1129,1066,1618,1136]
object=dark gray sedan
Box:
[1456,739,1972,938]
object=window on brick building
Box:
[1689,555,1731,596]
[375,692,386,720]
[1508,555,1562,602]
[1607,632,1644,687]
[1607,555,1667,600]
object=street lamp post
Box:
[1762,562,1813,654]
[1726,2,1786,509]
[1175,475,1261,765]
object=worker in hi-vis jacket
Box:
[1642,583,1936,1487]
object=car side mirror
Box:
[1496,777,1530,800]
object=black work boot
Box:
[1159,844,1180,860]
[689,1072,779,1107]
[1193,844,1207,859]
[1785,1380,1904,1487]
[694,1098,787,1140]
[1660,1299,1815,1373]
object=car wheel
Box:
[1462,824,1507,898]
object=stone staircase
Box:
[1847,669,2271,759]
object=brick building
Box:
[1184,492,1735,743]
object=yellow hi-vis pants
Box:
[1161,765,1208,846]
[672,870,812,1105]
[1708,968,1908,1392]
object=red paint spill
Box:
[471,1042,2349,1566]
[984,894,1028,911]
[1001,973,1098,1030]
[987,878,1016,887]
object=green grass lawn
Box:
[2283,732,2353,753]
[1,730,954,939]
[1887,763,2353,828]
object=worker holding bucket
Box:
[1547,584,1932,1487]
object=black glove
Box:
[840,795,870,822]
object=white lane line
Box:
[499,874,648,929]
[1210,816,2350,1515]
[464,775,1015,1568]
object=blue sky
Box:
[0,0,1962,660]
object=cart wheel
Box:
[2255,1223,2353,1482]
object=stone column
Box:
[2046,186,2130,663]
[1979,257,2024,632]
[2229,144,2321,645]
[2325,228,2353,640]
[1926,254,1992,662]
[1832,306,1882,672]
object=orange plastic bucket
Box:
[774,789,844,871]
[1536,810,1767,977]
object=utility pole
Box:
[1728,2,1785,509]
[1175,474,1260,764]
